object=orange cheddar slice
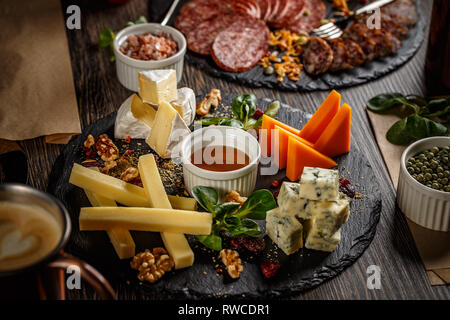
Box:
[274,125,314,169]
[299,90,341,144]
[286,136,337,181]
[314,103,352,158]
[261,114,301,156]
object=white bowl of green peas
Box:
[397,136,450,231]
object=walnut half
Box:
[130,248,175,283]
[196,89,221,116]
[220,249,243,279]
[224,190,247,205]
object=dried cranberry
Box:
[124,136,131,143]
[85,148,97,160]
[272,190,279,199]
[216,268,224,275]
[125,149,133,156]
[339,178,355,198]
[252,109,264,120]
[240,237,265,255]
[260,261,280,278]
[271,179,279,188]
[81,161,100,168]
[229,239,242,251]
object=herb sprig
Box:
[367,93,449,145]
[98,16,148,62]
[192,186,276,251]
[196,94,280,130]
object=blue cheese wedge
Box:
[299,167,339,201]
[305,228,341,252]
[266,208,303,255]
[278,182,306,217]
[301,199,349,237]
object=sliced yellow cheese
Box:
[70,163,194,209]
[130,93,157,128]
[84,189,135,260]
[166,195,197,211]
[138,154,194,269]
[138,69,177,106]
[145,100,190,158]
[79,207,212,235]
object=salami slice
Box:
[287,0,326,35]
[186,13,243,55]
[263,0,275,21]
[343,24,378,61]
[340,38,365,67]
[266,0,281,23]
[268,0,288,27]
[175,0,237,35]
[302,37,333,75]
[270,0,305,29]
[356,13,408,40]
[385,31,401,53]
[327,39,350,72]
[350,23,394,57]
[382,0,418,28]
[211,18,270,72]
[255,0,269,21]
[235,0,260,19]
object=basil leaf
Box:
[195,118,243,128]
[134,16,148,24]
[264,101,280,117]
[99,28,115,48]
[421,98,450,118]
[386,114,448,145]
[232,94,257,122]
[196,234,222,251]
[367,93,410,112]
[224,216,241,228]
[229,219,261,237]
[214,202,240,220]
[192,186,218,213]
[235,189,276,220]
[243,118,258,130]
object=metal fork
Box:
[312,0,395,39]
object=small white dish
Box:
[180,126,261,199]
[397,136,450,231]
[113,23,186,91]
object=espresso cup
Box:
[0,184,116,300]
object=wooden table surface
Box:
[18,0,449,299]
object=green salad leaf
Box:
[192,186,276,251]
[367,93,449,145]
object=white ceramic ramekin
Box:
[181,126,261,199]
[397,136,450,231]
[113,23,186,91]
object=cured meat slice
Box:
[175,0,237,35]
[340,38,365,67]
[270,0,305,29]
[211,18,270,72]
[327,39,350,72]
[356,13,408,40]
[302,37,333,75]
[235,0,260,19]
[342,24,378,61]
[186,13,242,55]
[385,31,401,53]
[351,23,393,57]
[255,0,269,21]
[287,0,326,34]
[266,0,281,23]
[382,0,418,28]
[268,0,288,27]
[262,0,274,21]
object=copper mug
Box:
[0,184,116,300]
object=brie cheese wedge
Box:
[114,95,151,139]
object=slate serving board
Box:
[48,95,382,298]
[163,0,425,91]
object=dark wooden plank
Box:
[19,0,449,299]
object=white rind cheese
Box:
[138,69,178,106]
[146,100,191,158]
[171,87,196,126]
[299,167,339,201]
[266,208,303,255]
[114,95,151,139]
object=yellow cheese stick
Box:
[70,163,197,210]
[79,207,212,235]
[138,154,194,269]
[84,190,135,260]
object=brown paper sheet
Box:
[0,0,81,143]
[367,108,450,286]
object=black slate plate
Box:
[163,0,425,91]
[48,95,382,298]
